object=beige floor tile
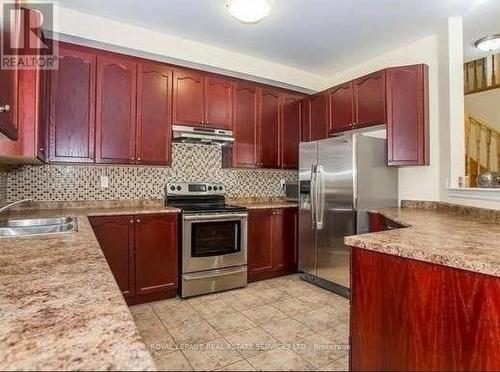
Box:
[292,333,348,369]
[261,317,315,344]
[319,355,349,371]
[216,359,256,371]
[168,319,221,346]
[135,317,177,354]
[247,348,316,371]
[227,292,266,311]
[253,287,293,303]
[225,327,279,358]
[154,350,193,371]
[191,298,237,319]
[292,308,347,333]
[183,338,244,371]
[241,304,288,326]
[272,297,314,317]
[130,303,157,321]
[155,303,204,329]
[205,311,258,336]
[152,297,186,312]
[318,322,349,347]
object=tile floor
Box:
[130,275,350,371]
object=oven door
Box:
[182,212,248,273]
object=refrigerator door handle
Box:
[310,164,318,224]
[316,165,324,229]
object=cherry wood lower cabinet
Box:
[248,208,298,282]
[89,214,179,305]
[350,247,500,372]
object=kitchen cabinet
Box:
[386,64,429,166]
[134,214,178,297]
[95,53,136,164]
[258,88,281,168]
[136,62,173,165]
[224,82,259,168]
[172,68,205,126]
[354,70,386,128]
[248,207,298,282]
[300,98,311,142]
[90,215,135,298]
[351,247,500,372]
[48,43,96,162]
[310,92,329,141]
[281,95,301,169]
[205,75,233,129]
[329,82,354,134]
[90,213,179,305]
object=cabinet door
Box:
[310,92,328,141]
[232,82,258,167]
[205,75,233,129]
[259,89,281,168]
[273,208,298,272]
[300,98,311,142]
[96,54,136,164]
[172,68,205,126]
[248,209,274,279]
[49,44,96,162]
[354,71,386,128]
[0,22,18,140]
[136,62,172,165]
[134,214,178,296]
[329,82,354,134]
[281,95,301,169]
[89,215,135,298]
[386,65,429,166]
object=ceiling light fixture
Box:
[225,0,273,24]
[475,35,500,52]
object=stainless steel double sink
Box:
[0,217,78,238]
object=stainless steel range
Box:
[166,183,248,298]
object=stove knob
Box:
[219,186,223,191]
[170,186,175,191]
[177,186,181,191]
[208,186,212,191]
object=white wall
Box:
[325,34,444,203]
[465,89,500,130]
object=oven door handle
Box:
[183,266,247,281]
[183,213,248,221]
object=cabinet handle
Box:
[137,157,141,161]
[39,147,44,152]
[136,218,141,223]
[130,219,134,224]
[131,156,135,161]
[0,104,10,115]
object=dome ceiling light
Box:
[475,35,500,52]
[225,0,273,24]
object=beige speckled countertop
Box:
[228,197,298,210]
[345,203,500,278]
[0,202,180,370]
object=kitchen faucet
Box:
[0,198,32,214]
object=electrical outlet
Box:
[280,178,286,190]
[100,175,109,188]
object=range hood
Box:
[172,125,235,146]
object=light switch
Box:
[100,175,109,188]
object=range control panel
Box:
[166,182,226,196]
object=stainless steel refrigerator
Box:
[298,133,398,297]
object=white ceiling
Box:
[464,0,500,62]
[57,0,479,76]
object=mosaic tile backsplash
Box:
[6,144,298,202]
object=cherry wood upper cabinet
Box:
[310,92,328,141]
[300,98,311,142]
[172,68,205,126]
[281,95,301,169]
[90,215,135,298]
[354,70,386,128]
[136,62,172,166]
[386,64,429,166]
[329,82,354,134]
[230,82,258,168]
[259,88,281,168]
[48,44,95,163]
[96,54,136,164]
[205,75,233,129]
[248,209,274,280]
[134,214,178,296]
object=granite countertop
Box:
[228,197,298,210]
[0,202,180,370]
[345,204,500,278]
